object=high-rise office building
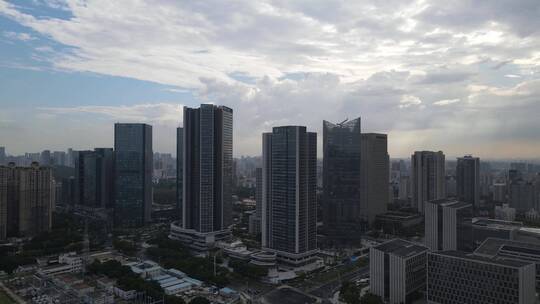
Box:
[0,147,5,165]
[67,148,75,167]
[0,165,9,239]
[425,199,473,252]
[361,133,389,224]
[74,150,92,206]
[322,118,363,245]
[411,151,445,213]
[427,251,535,304]
[456,155,480,208]
[114,123,153,228]
[75,148,114,209]
[170,104,233,254]
[176,127,183,217]
[0,162,53,239]
[52,151,67,167]
[249,167,263,235]
[370,239,428,304]
[40,150,52,166]
[398,176,411,201]
[509,180,537,212]
[262,126,317,265]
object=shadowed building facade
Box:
[0,162,53,239]
[262,126,317,265]
[412,151,446,214]
[114,123,153,228]
[322,118,364,246]
[456,155,480,208]
[171,104,233,255]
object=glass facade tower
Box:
[114,123,152,227]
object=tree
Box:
[189,296,210,304]
[340,281,360,304]
[165,296,186,304]
[113,239,138,256]
[360,293,383,304]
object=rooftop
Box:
[472,218,523,230]
[428,199,471,209]
[431,250,534,268]
[374,239,427,258]
[474,237,540,258]
[376,211,422,219]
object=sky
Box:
[1,0,540,159]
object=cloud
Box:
[399,94,422,108]
[1,0,540,158]
[3,31,35,41]
[433,98,460,106]
[39,103,184,126]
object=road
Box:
[308,266,369,299]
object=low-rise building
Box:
[471,218,540,247]
[374,211,423,233]
[474,237,540,287]
[370,239,427,304]
[169,221,231,256]
[126,260,162,279]
[427,251,535,304]
[425,199,473,252]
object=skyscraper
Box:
[424,199,473,252]
[456,155,480,208]
[40,150,52,166]
[509,180,537,212]
[322,118,363,245]
[176,127,183,217]
[0,165,9,239]
[262,126,317,265]
[76,148,114,209]
[52,151,67,166]
[114,123,152,228]
[249,167,263,235]
[0,162,53,239]
[170,104,233,254]
[411,151,446,214]
[74,150,93,206]
[361,133,389,224]
[0,146,5,165]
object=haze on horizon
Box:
[1,0,540,159]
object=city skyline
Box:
[2,1,540,158]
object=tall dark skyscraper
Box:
[456,155,480,208]
[0,147,5,165]
[74,150,92,206]
[322,118,363,245]
[75,148,114,209]
[176,127,183,216]
[249,167,263,235]
[170,104,233,254]
[262,126,317,265]
[114,123,152,227]
[412,151,446,214]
